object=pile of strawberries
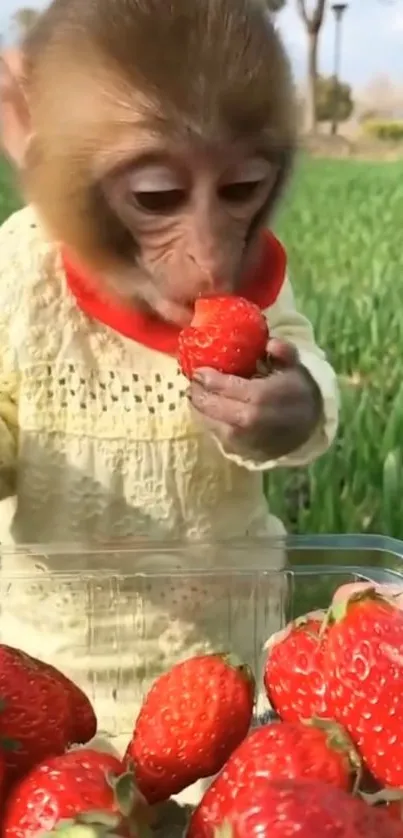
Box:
[1,586,403,837]
[188,587,403,838]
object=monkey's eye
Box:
[218,181,262,203]
[132,189,187,214]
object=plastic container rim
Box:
[1,533,402,579]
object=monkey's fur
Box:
[20,0,297,278]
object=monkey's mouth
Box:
[139,292,195,327]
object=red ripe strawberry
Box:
[3,748,150,837]
[0,749,6,807]
[324,589,403,788]
[188,719,362,837]
[263,610,330,722]
[190,778,403,838]
[178,296,268,379]
[0,645,72,782]
[125,653,255,804]
[37,659,97,745]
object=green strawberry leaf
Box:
[214,823,235,838]
[113,772,137,817]
[40,811,123,837]
[77,812,121,827]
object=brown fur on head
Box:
[4,0,297,322]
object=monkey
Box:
[0,0,338,793]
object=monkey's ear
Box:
[0,51,32,167]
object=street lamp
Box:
[330,2,348,136]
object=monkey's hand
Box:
[189,338,323,463]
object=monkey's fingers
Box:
[191,368,271,405]
[266,338,299,368]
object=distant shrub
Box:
[363,120,403,142]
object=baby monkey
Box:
[0,0,338,766]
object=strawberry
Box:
[0,745,6,779]
[0,748,6,806]
[263,610,330,722]
[324,589,403,788]
[190,778,403,838]
[0,645,72,782]
[188,719,362,837]
[125,653,255,804]
[178,296,268,379]
[3,748,150,837]
[37,659,97,745]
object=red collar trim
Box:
[62,231,286,355]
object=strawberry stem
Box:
[222,653,244,669]
[361,789,403,806]
[329,588,397,626]
[329,600,350,624]
[220,654,256,697]
[214,823,235,838]
[107,770,153,838]
[317,609,332,639]
[294,610,326,629]
[109,771,137,817]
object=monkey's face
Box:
[10,0,297,326]
[101,145,275,325]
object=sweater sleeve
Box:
[0,215,22,499]
[214,275,339,472]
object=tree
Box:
[356,74,403,121]
[296,0,327,134]
[316,74,353,123]
[12,7,40,41]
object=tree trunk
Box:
[296,0,327,136]
[305,29,319,134]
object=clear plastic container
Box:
[1,533,403,765]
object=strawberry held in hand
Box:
[182,298,323,462]
[178,296,269,380]
[3,748,149,837]
[125,653,255,804]
[188,719,362,838]
[191,778,403,838]
[264,610,331,722]
[324,588,403,788]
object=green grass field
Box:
[1,156,403,538]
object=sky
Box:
[0,0,402,90]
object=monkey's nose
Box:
[188,256,220,286]
[198,274,219,293]
[188,254,232,296]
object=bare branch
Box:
[312,0,327,31]
[296,0,327,34]
[296,0,310,26]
